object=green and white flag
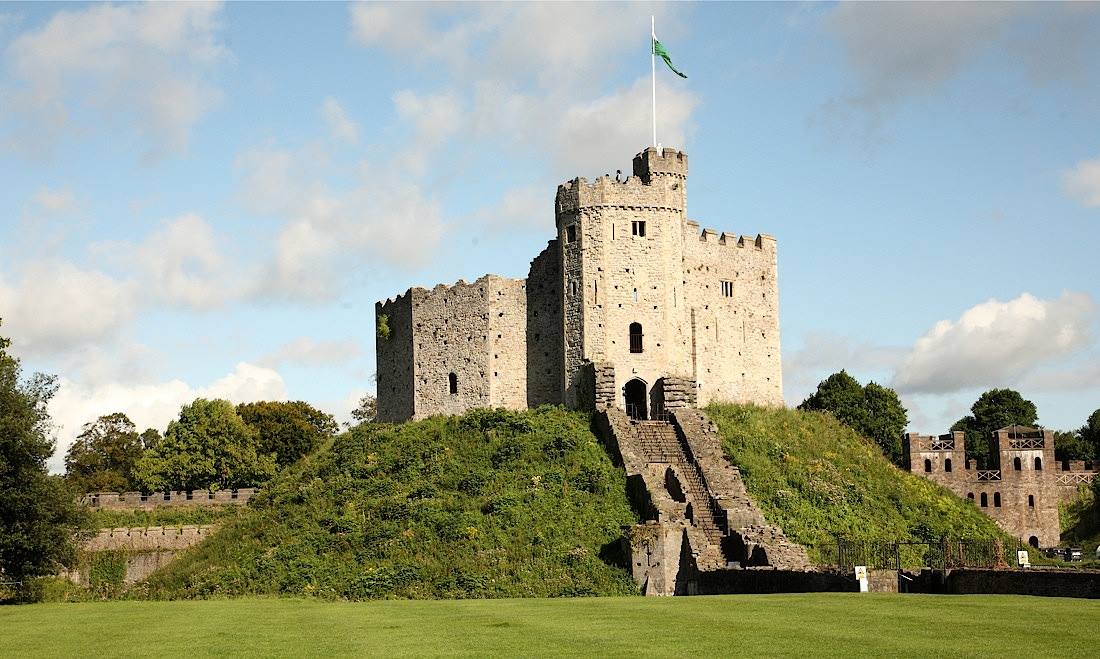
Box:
[652,38,687,79]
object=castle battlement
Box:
[376,145,783,422]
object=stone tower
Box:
[375,146,783,422]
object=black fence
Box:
[827,537,1031,571]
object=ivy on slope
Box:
[141,407,638,600]
[706,404,1009,561]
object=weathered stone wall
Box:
[82,489,256,509]
[376,292,414,423]
[903,427,1084,548]
[409,278,493,418]
[84,525,216,552]
[908,567,1100,599]
[487,275,528,409]
[526,241,563,406]
[682,227,783,407]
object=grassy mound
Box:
[141,407,637,600]
[706,404,1009,560]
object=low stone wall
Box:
[64,525,216,586]
[694,568,858,595]
[84,525,216,552]
[81,489,257,509]
[907,568,1100,599]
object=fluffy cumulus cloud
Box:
[822,2,1100,136]
[1063,157,1100,209]
[260,337,362,368]
[47,362,288,473]
[237,143,445,299]
[350,3,697,177]
[0,261,137,356]
[893,292,1096,394]
[3,1,227,157]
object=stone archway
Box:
[624,378,648,420]
[1028,536,1039,549]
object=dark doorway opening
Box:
[1028,536,1039,549]
[625,378,647,420]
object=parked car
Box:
[1065,547,1083,562]
[1043,547,1061,559]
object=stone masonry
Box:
[376,146,783,421]
[904,425,1098,548]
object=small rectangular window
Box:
[720,281,734,297]
[565,224,577,243]
[631,220,646,237]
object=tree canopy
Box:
[236,401,337,468]
[0,324,87,583]
[64,412,144,493]
[350,393,377,425]
[798,370,909,465]
[951,389,1038,467]
[133,398,276,492]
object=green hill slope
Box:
[705,404,1009,560]
[141,407,638,600]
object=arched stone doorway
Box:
[624,378,647,420]
[1028,536,1039,549]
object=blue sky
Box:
[1,2,1098,471]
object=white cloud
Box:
[392,90,463,172]
[0,261,136,356]
[4,1,227,158]
[782,332,906,405]
[130,213,237,308]
[47,362,288,473]
[237,143,445,300]
[1063,157,1100,208]
[260,337,362,368]
[893,292,1096,394]
[321,97,360,145]
[31,186,76,214]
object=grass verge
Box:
[2,594,1095,657]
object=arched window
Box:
[967,492,974,501]
[1013,457,1021,471]
[923,459,932,473]
[1034,457,1042,471]
[448,372,458,394]
[629,322,644,353]
[945,459,953,473]
[1028,494,1034,508]
[994,492,1001,508]
[980,493,988,507]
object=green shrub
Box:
[141,407,638,600]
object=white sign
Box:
[854,565,869,592]
[1017,550,1030,568]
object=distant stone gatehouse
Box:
[375,146,783,422]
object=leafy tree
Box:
[1079,408,1100,458]
[0,324,88,584]
[64,412,144,493]
[134,398,276,492]
[140,428,162,451]
[236,401,337,468]
[351,393,377,425]
[1054,430,1093,463]
[951,389,1038,467]
[798,370,909,465]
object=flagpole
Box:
[651,15,657,148]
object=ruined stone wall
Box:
[82,489,256,509]
[487,275,528,409]
[526,242,563,407]
[409,278,493,418]
[682,227,782,407]
[376,292,414,423]
[84,525,216,552]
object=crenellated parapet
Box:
[81,489,256,509]
[556,147,688,219]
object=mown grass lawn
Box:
[2,593,1096,657]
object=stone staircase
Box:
[632,420,729,566]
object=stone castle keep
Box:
[375,147,782,422]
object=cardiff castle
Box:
[375,146,782,423]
